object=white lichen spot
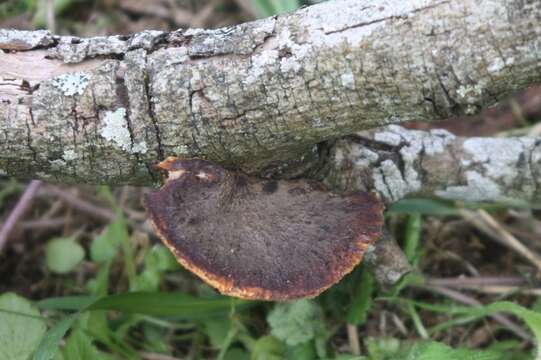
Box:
[62,149,78,161]
[245,49,279,85]
[386,270,403,283]
[311,117,325,128]
[0,168,7,176]
[100,108,148,154]
[49,158,66,170]
[183,28,204,36]
[436,171,502,201]
[280,57,302,74]
[131,141,148,154]
[51,72,90,96]
[174,144,190,154]
[374,130,402,146]
[456,84,483,102]
[487,58,505,73]
[463,138,523,184]
[350,144,379,167]
[340,72,355,90]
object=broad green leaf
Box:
[0,293,46,360]
[90,222,122,263]
[90,215,129,263]
[204,316,232,348]
[33,313,79,360]
[45,237,85,274]
[131,269,161,292]
[224,347,250,360]
[403,341,502,360]
[286,341,317,360]
[267,299,325,347]
[62,328,112,360]
[347,268,374,325]
[252,336,286,360]
[364,337,401,359]
[144,245,180,272]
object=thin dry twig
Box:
[190,0,221,27]
[346,324,361,356]
[427,276,541,295]
[233,0,257,17]
[45,186,115,222]
[426,285,532,342]
[0,180,42,252]
[46,0,56,33]
[461,209,541,271]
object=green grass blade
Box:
[404,214,422,265]
[32,313,79,360]
[87,292,250,318]
[37,296,99,311]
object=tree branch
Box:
[0,0,540,186]
[324,125,541,204]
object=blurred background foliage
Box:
[1,0,541,359]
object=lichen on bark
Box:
[0,0,540,188]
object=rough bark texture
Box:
[324,125,541,204]
[0,0,540,190]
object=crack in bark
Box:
[144,74,164,161]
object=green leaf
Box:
[387,198,458,216]
[252,336,286,360]
[286,341,317,360]
[0,293,46,360]
[251,0,300,17]
[90,222,122,263]
[37,292,248,318]
[364,337,401,359]
[403,341,502,360]
[404,214,422,265]
[62,328,112,360]
[45,237,85,274]
[482,302,541,357]
[224,347,250,360]
[267,299,325,347]
[203,316,232,348]
[347,268,374,326]
[33,313,79,360]
[144,245,180,272]
[88,292,248,318]
[37,296,99,311]
[86,261,111,296]
[131,269,161,292]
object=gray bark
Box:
[0,0,540,193]
[323,125,541,204]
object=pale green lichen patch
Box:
[51,72,90,96]
[100,108,148,154]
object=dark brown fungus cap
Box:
[144,157,384,301]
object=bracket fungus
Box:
[144,157,384,301]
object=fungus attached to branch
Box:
[144,157,384,301]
